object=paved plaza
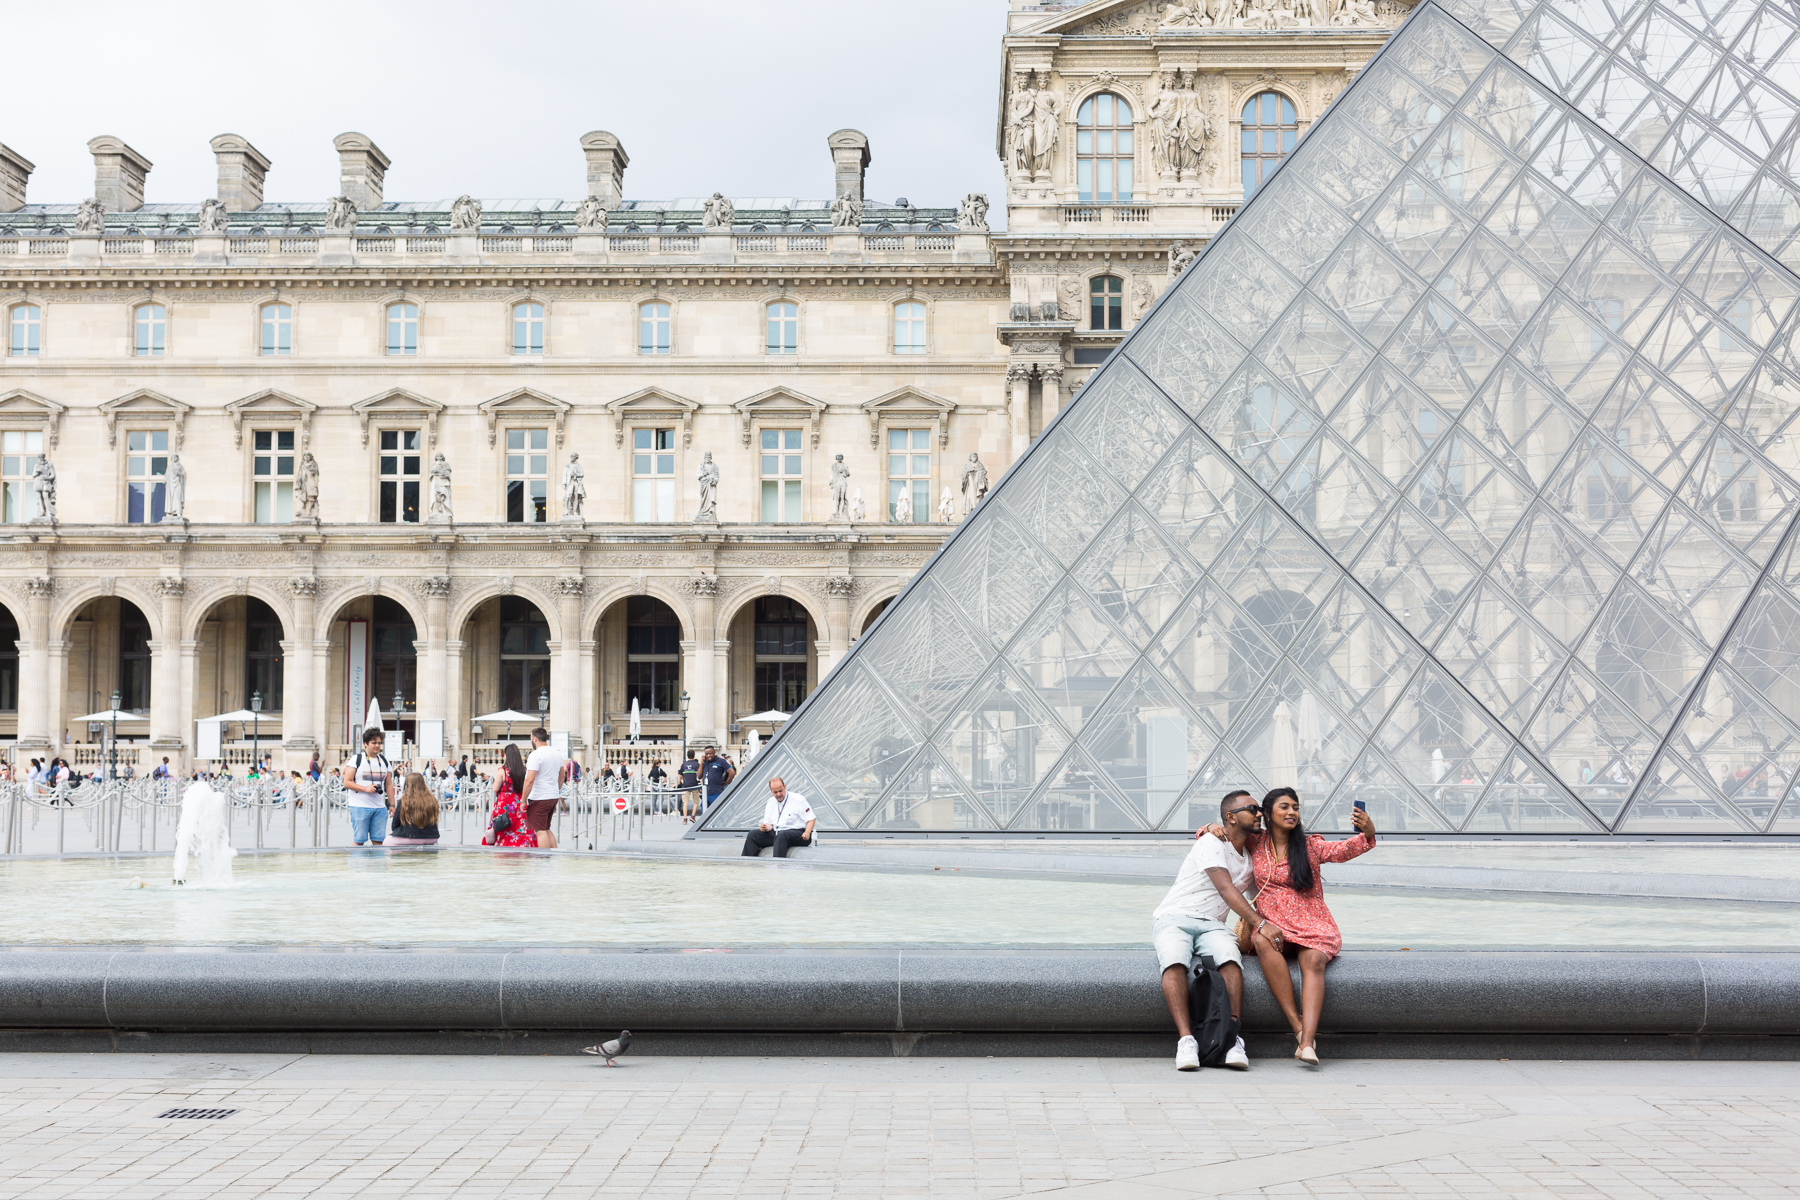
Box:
[0,1054,1794,1199]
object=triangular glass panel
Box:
[1460,360,1584,488]
[997,424,1129,564]
[1190,239,1302,355]
[1356,502,1483,641]
[1731,167,1800,274]
[931,662,1072,827]
[1314,230,1428,345]
[1389,3,1500,102]
[1332,365,1455,486]
[931,508,1065,652]
[1371,662,1515,821]
[1125,283,1250,419]
[1061,360,1190,495]
[1151,578,1285,737]
[1076,664,1218,830]
[1616,752,1757,833]
[1288,582,1424,736]
[1008,746,1147,833]
[1136,431,1243,573]
[1071,505,1199,648]
[1660,115,1764,216]
[1490,503,1620,642]
[1001,579,1139,735]
[1573,581,1712,729]
[852,577,992,737]
[1605,173,1722,281]
[1523,113,1640,216]
[1680,233,1800,343]
[862,744,994,833]
[1528,660,1665,806]
[1205,365,1323,489]
[785,661,924,828]
[1301,120,1410,226]
[1438,578,1569,733]
[1679,426,1800,566]
[1541,424,1673,570]
[1276,429,1400,562]
[1465,749,1606,832]
[1208,504,1342,649]
[1160,745,1266,833]
[1627,505,1759,648]
[1772,780,1800,834]
[702,746,840,832]
[1336,749,1453,833]
[1224,663,1369,805]
[1411,426,1533,563]
[1255,291,1375,418]
[1232,174,1354,286]
[1721,581,1800,698]
[1664,663,1800,833]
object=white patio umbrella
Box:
[629,697,642,741]
[73,708,149,724]
[472,709,538,740]
[198,709,261,724]
[365,698,384,736]
[1296,692,1322,761]
[739,710,791,724]
[1269,701,1298,794]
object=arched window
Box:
[894,301,926,354]
[1076,92,1134,203]
[371,597,418,714]
[245,596,284,712]
[1090,276,1124,331]
[638,302,671,355]
[0,605,17,711]
[1241,91,1298,199]
[512,302,544,355]
[259,303,291,357]
[766,301,798,355]
[385,303,418,355]
[625,597,682,713]
[8,304,40,357]
[118,601,152,713]
[134,304,166,357]
[754,597,811,712]
[498,597,551,714]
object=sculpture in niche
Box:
[1008,72,1060,178]
[162,454,186,522]
[702,193,735,229]
[696,451,720,521]
[198,199,227,234]
[892,486,913,525]
[1132,277,1157,319]
[1060,276,1084,322]
[75,199,104,234]
[828,454,851,521]
[562,453,586,520]
[850,487,866,522]
[1177,73,1216,178]
[1029,78,1061,177]
[427,453,453,523]
[957,193,989,231]
[296,452,320,520]
[29,457,55,523]
[1168,239,1197,277]
[450,195,482,232]
[574,196,608,232]
[960,453,988,516]
[830,192,862,229]
[324,195,358,232]
[1148,73,1183,177]
[939,486,956,524]
[1007,73,1037,175]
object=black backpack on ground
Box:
[1188,963,1241,1067]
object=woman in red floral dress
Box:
[483,743,537,849]
[1246,786,1376,1065]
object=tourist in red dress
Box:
[1227,787,1376,1065]
[483,744,537,849]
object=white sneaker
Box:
[1224,1036,1249,1070]
[1175,1036,1200,1071]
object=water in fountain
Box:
[171,780,236,887]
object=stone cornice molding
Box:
[478,386,572,448]
[225,389,317,448]
[99,388,194,449]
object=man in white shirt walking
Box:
[740,776,815,857]
[1153,789,1270,1071]
[520,728,565,849]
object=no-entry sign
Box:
[612,796,629,812]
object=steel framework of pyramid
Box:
[702,0,1800,837]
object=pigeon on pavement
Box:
[581,1030,632,1066]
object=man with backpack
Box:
[1152,789,1267,1071]
[344,726,396,845]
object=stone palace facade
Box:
[0,0,1407,768]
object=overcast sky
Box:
[6,0,1011,215]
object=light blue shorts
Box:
[350,806,388,844]
[1152,913,1242,973]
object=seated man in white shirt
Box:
[1152,789,1270,1072]
[740,776,815,858]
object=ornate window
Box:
[1090,275,1124,331]
[753,597,811,712]
[2,431,43,523]
[127,430,169,524]
[252,430,295,523]
[632,427,676,521]
[244,596,284,711]
[512,302,545,355]
[506,428,549,523]
[1241,91,1297,200]
[260,303,292,356]
[766,301,798,355]
[638,302,671,355]
[8,304,39,357]
[118,603,152,713]
[372,596,418,713]
[887,428,930,524]
[760,429,803,522]
[385,303,418,355]
[894,301,927,354]
[379,429,422,523]
[625,597,682,713]
[134,303,166,357]
[1076,92,1134,203]
[0,606,17,711]
[498,597,550,713]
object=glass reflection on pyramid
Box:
[703,0,1800,836]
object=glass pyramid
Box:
[703,0,1800,837]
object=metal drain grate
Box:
[157,1108,237,1120]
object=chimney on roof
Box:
[578,131,629,208]
[827,129,870,204]
[88,136,152,211]
[210,134,272,212]
[333,132,389,209]
[0,143,32,213]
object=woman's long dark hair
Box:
[1262,787,1314,892]
[503,743,526,796]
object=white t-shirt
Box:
[525,744,565,801]
[1153,834,1254,924]
[761,791,815,832]
[347,751,390,809]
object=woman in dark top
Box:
[387,772,441,845]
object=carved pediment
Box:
[223,389,316,448]
[478,387,572,447]
[733,387,828,448]
[861,386,957,448]
[0,389,66,450]
[351,388,444,447]
[606,387,700,447]
[1019,0,1156,36]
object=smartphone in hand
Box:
[1353,799,1367,813]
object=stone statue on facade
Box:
[29,457,55,523]
[850,487,866,522]
[1008,74,1037,175]
[957,193,989,231]
[1059,276,1083,322]
[198,199,227,234]
[575,195,608,232]
[830,192,863,229]
[75,199,104,234]
[893,486,913,525]
[427,453,453,523]
[325,195,358,233]
[1133,277,1157,320]
[1159,0,1207,27]
[1177,74,1216,178]
[1028,79,1061,177]
[939,486,956,524]
[562,453,586,519]
[702,193,735,229]
[296,452,320,520]
[960,453,989,516]
[162,454,186,522]
[1148,73,1184,177]
[695,452,720,521]
[1168,239,1197,277]
[1332,0,1381,25]
[450,195,482,232]
[828,454,851,521]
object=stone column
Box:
[1039,365,1065,431]
[15,578,53,750]
[1007,363,1034,461]
[553,578,585,744]
[180,639,201,765]
[420,577,451,726]
[579,638,598,767]
[445,639,465,752]
[713,638,732,748]
[825,576,855,673]
[312,638,331,754]
[47,637,69,752]
[283,577,317,758]
[687,577,718,754]
[150,578,185,754]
